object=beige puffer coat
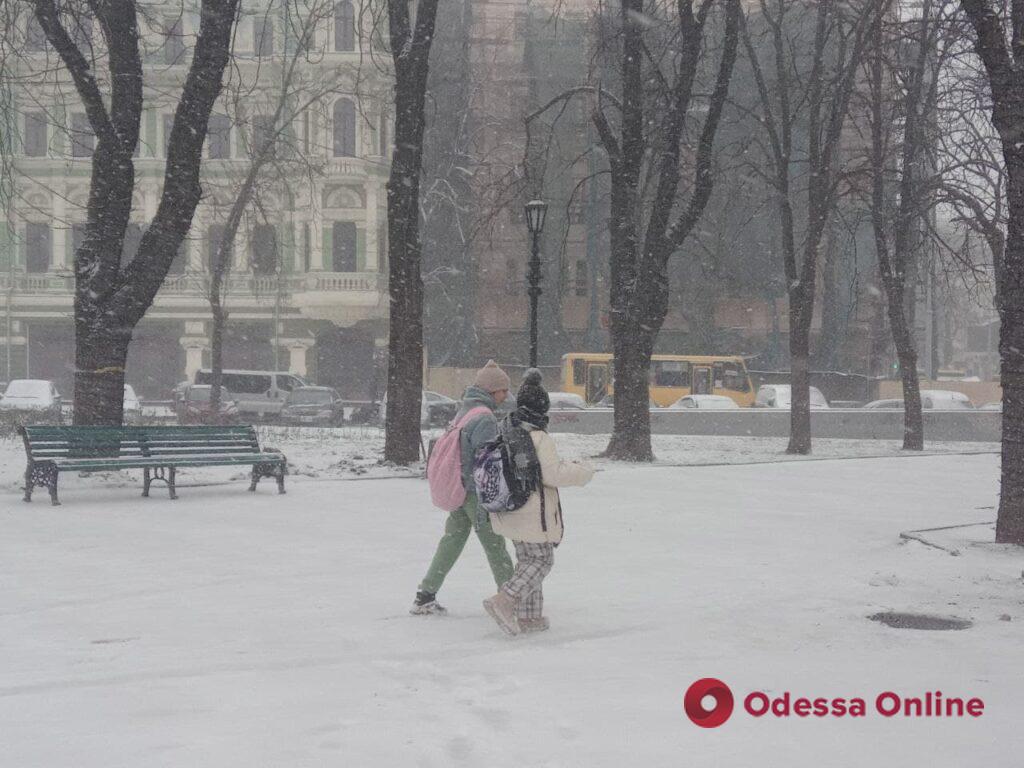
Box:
[489,425,594,545]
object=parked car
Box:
[193,369,308,420]
[920,389,974,410]
[0,379,63,424]
[547,392,587,410]
[123,384,143,425]
[755,384,830,409]
[280,386,345,426]
[424,391,459,426]
[593,394,660,409]
[862,398,906,410]
[667,394,740,410]
[380,390,460,427]
[175,384,240,425]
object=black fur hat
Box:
[517,368,550,416]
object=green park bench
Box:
[18,425,287,506]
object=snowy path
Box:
[1,449,1021,766]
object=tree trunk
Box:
[885,290,924,450]
[383,0,440,465]
[603,322,655,461]
[209,300,227,413]
[995,143,1024,543]
[72,320,130,426]
[787,315,812,455]
[383,174,425,464]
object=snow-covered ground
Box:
[1,432,1021,766]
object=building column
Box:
[52,195,67,271]
[273,337,314,377]
[310,209,325,271]
[364,182,379,272]
[180,321,208,381]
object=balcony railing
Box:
[1,271,381,296]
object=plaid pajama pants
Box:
[500,541,555,620]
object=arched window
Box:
[333,98,356,157]
[251,224,278,275]
[332,222,357,271]
[334,1,354,52]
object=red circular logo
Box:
[684,678,734,728]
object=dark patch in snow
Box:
[868,612,972,631]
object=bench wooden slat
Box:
[19,424,286,504]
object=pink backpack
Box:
[427,406,490,511]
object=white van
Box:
[193,369,308,419]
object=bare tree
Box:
[203,0,345,413]
[741,0,882,454]
[383,0,441,464]
[864,0,946,450]
[13,0,240,424]
[579,0,743,461]
[958,0,1024,544]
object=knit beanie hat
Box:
[474,359,511,393]
[516,368,550,416]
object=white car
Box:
[123,384,143,424]
[667,394,740,410]
[547,392,587,410]
[755,384,830,409]
[920,389,974,410]
[0,379,63,423]
[862,398,905,410]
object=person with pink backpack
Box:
[411,361,515,615]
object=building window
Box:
[25,222,51,273]
[168,240,187,274]
[165,17,185,64]
[121,223,143,266]
[331,221,357,271]
[251,115,275,158]
[71,113,94,158]
[71,223,87,257]
[506,259,520,295]
[164,114,175,156]
[26,15,46,52]
[23,111,47,157]
[251,224,278,274]
[254,16,274,56]
[333,98,356,157]
[575,259,588,297]
[302,223,311,271]
[207,224,227,271]
[334,1,355,51]
[207,114,231,159]
[70,13,92,50]
[379,111,388,156]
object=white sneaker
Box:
[410,591,447,615]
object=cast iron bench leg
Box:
[23,462,34,503]
[276,462,286,494]
[46,466,60,506]
[143,467,152,497]
[168,467,178,500]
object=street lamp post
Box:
[524,199,547,368]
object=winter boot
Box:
[519,617,550,633]
[410,590,447,615]
[483,591,520,636]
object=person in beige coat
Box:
[482,369,594,635]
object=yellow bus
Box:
[561,352,756,407]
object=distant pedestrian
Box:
[482,369,594,635]
[411,361,515,615]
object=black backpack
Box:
[473,418,541,514]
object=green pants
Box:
[419,493,513,595]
